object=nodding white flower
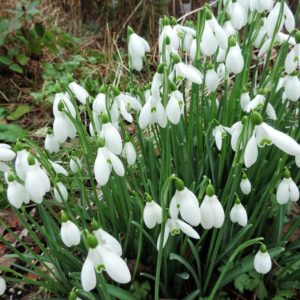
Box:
[157,217,200,249]
[15,148,29,180]
[223,20,236,37]
[54,182,68,202]
[53,92,76,143]
[44,132,60,153]
[240,176,251,195]
[205,68,219,92]
[70,157,82,174]
[285,34,300,74]
[100,114,122,155]
[143,197,162,229]
[60,214,81,247]
[226,37,244,74]
[216,48,226,63]
[230,199,248,227]
[200,184,225,229]
[265,3,295,38]
[7,175,30,208]
[94,141,124,186]
[227,121,243,152]
[284,75,300,102]
[276,170,299,205]
[69,82,89,105]
[176,25,196,52]
[25,155,50,204]
[254,24,267,49]
[244,113,300,168]
[244,94,276,120]
[93,93,107,114]
[240,92,250,111]
[166,90,184,124]
[228,1,247,30]
[111,93,142,123]
[49,160,68,177]
[89,111,102,137]
[250,0,273,13]
[151,72,163,99]
[0,143,15,172]
[212,124,229,151]
[254,245,272,274]
[217,63,226,79]
[169,179,201,226]
[81,234,131,291]
[122,141,136,166]
[138,96,167,129]
[159,24,180,54]
[0,276,6,296]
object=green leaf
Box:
[7,104,31,121]
[9,64,23,74]
[106,284,137,300]
[16,53,29,66]
[0,19,9,33]
[257,282,268,300]
[234,273,249,293]
[0,124,27,142]
[8,48,19,57]
[0,108,7,119]
[34,23,45,38]
[0,55,12,66]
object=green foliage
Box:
[0,124,27,142]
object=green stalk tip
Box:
[92,219,101,230]
[283,168,290,178]
[174,177,185,191]
[260,244,267,253]
[87,233,98,249]
[100,112,110,124]
[61,211,68,223]
[206,184,215,197]
[27,154,35,166]
[251,111,263,125]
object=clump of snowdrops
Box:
[1,1,300,299]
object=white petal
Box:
[139,100,152,129]
[200,196,214,229]
[0,148,15,161]
[81,258,96,291]
[0,277,6,296]
[109,152,125,177]
[288,179,299,202]
[177,220,200,239]
[240,178,251,195]
[205,69,219,92]
[102,123,122,155]
[166,95,181,124]
[61,221,81,247]
[210,195,225,228]
[94,228,122,256]
[54,182,68,202]
[123,142,136,166]
[69,82,89,104]
[94,149,111,186]
[244,134,258,168]
[156,101,167,128]
[254,251,272,274]
[276,179,290,205]
[7,181,29,208]
[176,63,202,85]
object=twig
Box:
[0,90,9,102]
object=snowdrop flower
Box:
[217,63,226,79]
[25,154,50,204]
[159,19,180,53]
[250,0,273,13]
[0,143,15,172]
[240,174,251,195]
[284,75,300,102]
[69,82,89,105]
[93,92,107,115]
[205,67,219,92]
[223,19,236,37]
[157,217,200,249]
[6,174,30,208]
[15,146,29,181]
[265,2,294,38]
[227,0,247,30]
[176,24,196,52]
[254,244,272,274]
[285,32,300,74]
[169,178,201,226]
[89,111,102,137]
[138,95,167,129]
[226,36,244,74]
[54,181,68,202]
[60,213,81,247]
[227,121,244,152]
[212,124,229,151]
[81,233,131,291]
[230,197,248,227]
[100,113,122,155]
[166,90,184,125]
[53,93,76,143]
[240,91,250,111]
[122,139,137,166]
[151,72,163,98]
[128,27,150,71]
[244,93,276,120]
[92,220,122,256]
[276,169,299,205]
[111,91,142,123]
[0,276,6,296]
[143,194,162,229]
[49,160,68,177]
[44,130,60,153]
[70,157,82,174]
[200,184,225,229]
[244,112,300,168]
[94,138,124,186]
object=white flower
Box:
[151,73,163,99]
[122,141,136,166]
[7,177,30,208]
[0,143,15,172]
[101,118,122,155]
[169,183,201,226]
[226,43,244,74]
[175,61,202,85]
[230,200,248,227]
[285,43,300,74]
[213,124,229,151]
[240,92,250,111]
[240,177,251,195]
[176,25,196,52]
[200,185,225,229]
[111,93,142,123]
[157,217,200,249]
[254,246,272,274]
[69,82,89,104]
[166,90,184,124]
[138,96,167,129]
[93,92,107,114]
[94,145,124,186]
[284,75,300,102]
[276,173,299,205]
[143,198,162,229]
[25,156,50,204]
[44,133,60,153]
[205,68,219,92]
[159,25,180,53]
[81,234,131,291]
[15,149,29,180]
[0,276,6,296]
[228,1,247,30]
[54,182,68,202]
[49,160,68,176]
[70,157,82,174]
[61,219,81,247]
[227,121,243,152]
[250,0,273,13]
